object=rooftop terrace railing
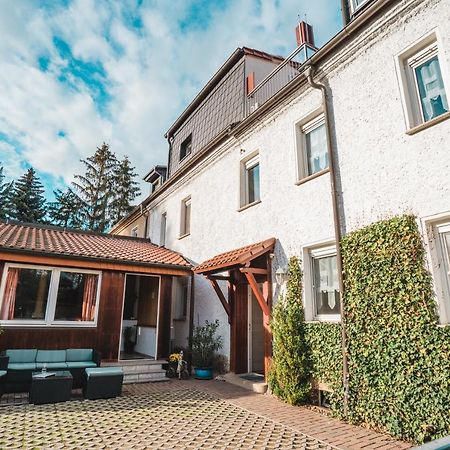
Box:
[245,44,316,117]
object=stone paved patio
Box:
[0,379,412,449]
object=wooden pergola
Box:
[194,238,275,378]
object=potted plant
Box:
[123,326,136,354]
[191,320,222,380]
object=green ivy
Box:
[269,257,311,404]
[341,215,450,443]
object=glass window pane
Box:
[443,232,450,276]
[247,163,260,204]
[305,123,328,176]
[415,56,449,122]
[54,272,98,322]
[313,255,340,316]
[185,202,191,235]
[0,267,51,320]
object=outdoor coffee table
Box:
[29,370,73,405]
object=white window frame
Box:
[295,111,328,183]
[0,263,102,328]
[423,214,450,325]
[179,196,191,238]
[131,226,138,237]
[396,30,449,131]
[350,0,370,14]
[240,152,261,208]
[303,242,340,322]
[160,212,167,246]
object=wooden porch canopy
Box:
[193,238,275,319]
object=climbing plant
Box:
[269,257,311,404]
[341,215,450,443]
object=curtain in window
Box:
[81,274,98,321]
[0,268,19,320]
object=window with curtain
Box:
[0,264,100,326]
[180,197,191,237]
[312,254,340,317]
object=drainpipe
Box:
[187,272,195,374]
[304,65,350,417]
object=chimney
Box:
[295,21,316,48]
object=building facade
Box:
[111,0,450,377]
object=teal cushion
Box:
[85,367,123,378]
[66,361,97,369]
[8,363,37,370]
[36,362,68,370]
[66,349,93,362]
[36,350,66,363]
[0,370,6,377]
[6,349,37,363]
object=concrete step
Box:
[223,372,268,394]
[103,359,168,384]
[124,370,168,384]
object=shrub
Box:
[192,320,223,368]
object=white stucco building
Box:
[111,0,450,377]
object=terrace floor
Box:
[0,379,411,449]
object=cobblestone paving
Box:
[0,387,338,449]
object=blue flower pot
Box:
[194,367,213,380]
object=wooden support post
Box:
[240,268,268,275]
[263,254,273,380]
[244,272,270,317]
[207,276,231,320]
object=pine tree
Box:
[48,188,84,228]
[110,156,141,224]
[72,143,118,233]
[0,165,13,220]
[10,167,47,223]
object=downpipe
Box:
[304,65,350,417]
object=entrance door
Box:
[247,285,264,374]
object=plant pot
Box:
[194,367,213,380]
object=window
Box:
[160,212,167,246]
[0,264,100,326]
[398,34,449,129]
[131,226,138,237]
[179,134,192,161]
[350,0,369,13]
[240,154,260,208]
[296,114,328,180]
[151,178,161,193]
[173,277,189,321]
[304,245,340,321]
[180,197,191,237]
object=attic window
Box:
[351,0,369,12]
[180,134,192,161]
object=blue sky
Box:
[0,0,342,202]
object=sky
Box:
[0,0,342,202]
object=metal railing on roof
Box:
[245,44,316,117]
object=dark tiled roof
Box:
[0,222,190,268]
[194,238,276,274]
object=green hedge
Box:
[341,215,450,443]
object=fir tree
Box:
[110,156,141,224]
[72,143,118,232]
[10,167,47,223]
[0,165,13,220]
[48,188,84,228]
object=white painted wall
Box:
[134,326,157,357]
[118,0,450,363]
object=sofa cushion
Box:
[8,363,37,370]
[6,349,37,364]
[85,367,123,378]
[35,362,68,370]
[36,350,66,363]
[0,370,6,377]
[66,349,93,362]
[66,361,97,369]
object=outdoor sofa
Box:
[0,348,101,393]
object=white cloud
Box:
[0,0,341,200]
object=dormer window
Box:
[350,0,369,13]
[180,134,192,161]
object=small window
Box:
[398,35,449,129]
[131,226,138,237]
[173,277,189,321]
[180,197,191,237]
[179,134,192,161]
[304,245,340,321]
[350,0,369,13]
[160,212,167,247]
[297,114,328,180]
[240,154,260,208]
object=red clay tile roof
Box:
[0,222,190,269]
[194,238,276,274]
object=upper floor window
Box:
[179,134,192,161]
[240,153,260,208]
[350,0,369,13]
[131,226,138,237]
[180,196,191,237]
[160,212,167,247]
[0,264,100,326]
[296,113,328,181]
[398,33,449,130]
[303,244,340,321]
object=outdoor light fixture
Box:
[275,267,290,285]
